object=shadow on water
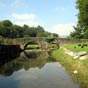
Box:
[0,52,20,65]
[0,45,22,65]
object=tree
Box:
[83,30,88,39]
[0,20,59,38]
[11,25,24,38]
[70,26,83,39]
[76,0,88,31]
[0,20,12,37]
[52,33,59,37]
[37,32,48,37]
[37,25,45,32]
[0,24,7,37]
[2,20,13,27]
[70,0,88,39]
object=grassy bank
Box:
[64,43,88,53]
[52,48,88,88]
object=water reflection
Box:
[24,50,53,59]
[0,50,55,77]
[0,52,20,66]
[0,50,80,88]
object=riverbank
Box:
[52,48,88,88]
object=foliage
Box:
[0,20,59,38]
[83,29,88,39]
[2,20,13,27]
[37,32,49,37]
[70,0,88,39]
[76,0,88,31]
[45,37,55,43]
[52,33,59,37]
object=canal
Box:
[0,50,80,88]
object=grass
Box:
[27,43,58,50]
[27,44,40,49]
[64,43,88,53]
[49,44,58,49]
[52,48,88,88]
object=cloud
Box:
[46,23,75,37]
[12,13,40,27]
[12,13,37,20]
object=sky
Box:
[0,0,78,37]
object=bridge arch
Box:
[48,42,59,49]
[24,41,40,50]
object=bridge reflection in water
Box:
[0,50,55,77]
[0,49,80,88]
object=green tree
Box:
[52,33,59,37]
[83,30,88,38]
[11,25,24,38]
[37,25,45,32]
[23,24,30,37]
[0,20,59,38]
[76,0,88,31]
[70,0,88,39]
[0,20,12,37]
[2,20,13,27]
[37,32,48,37]
[0,24,7,37]
[70,26,83,39]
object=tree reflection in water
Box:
[0,50,56,77]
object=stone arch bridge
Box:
[10,37,83,50]
[10,38,54,50]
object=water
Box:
[0,50,80,88]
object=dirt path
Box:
[62,47,88,60]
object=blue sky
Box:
[0,0,78,37]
